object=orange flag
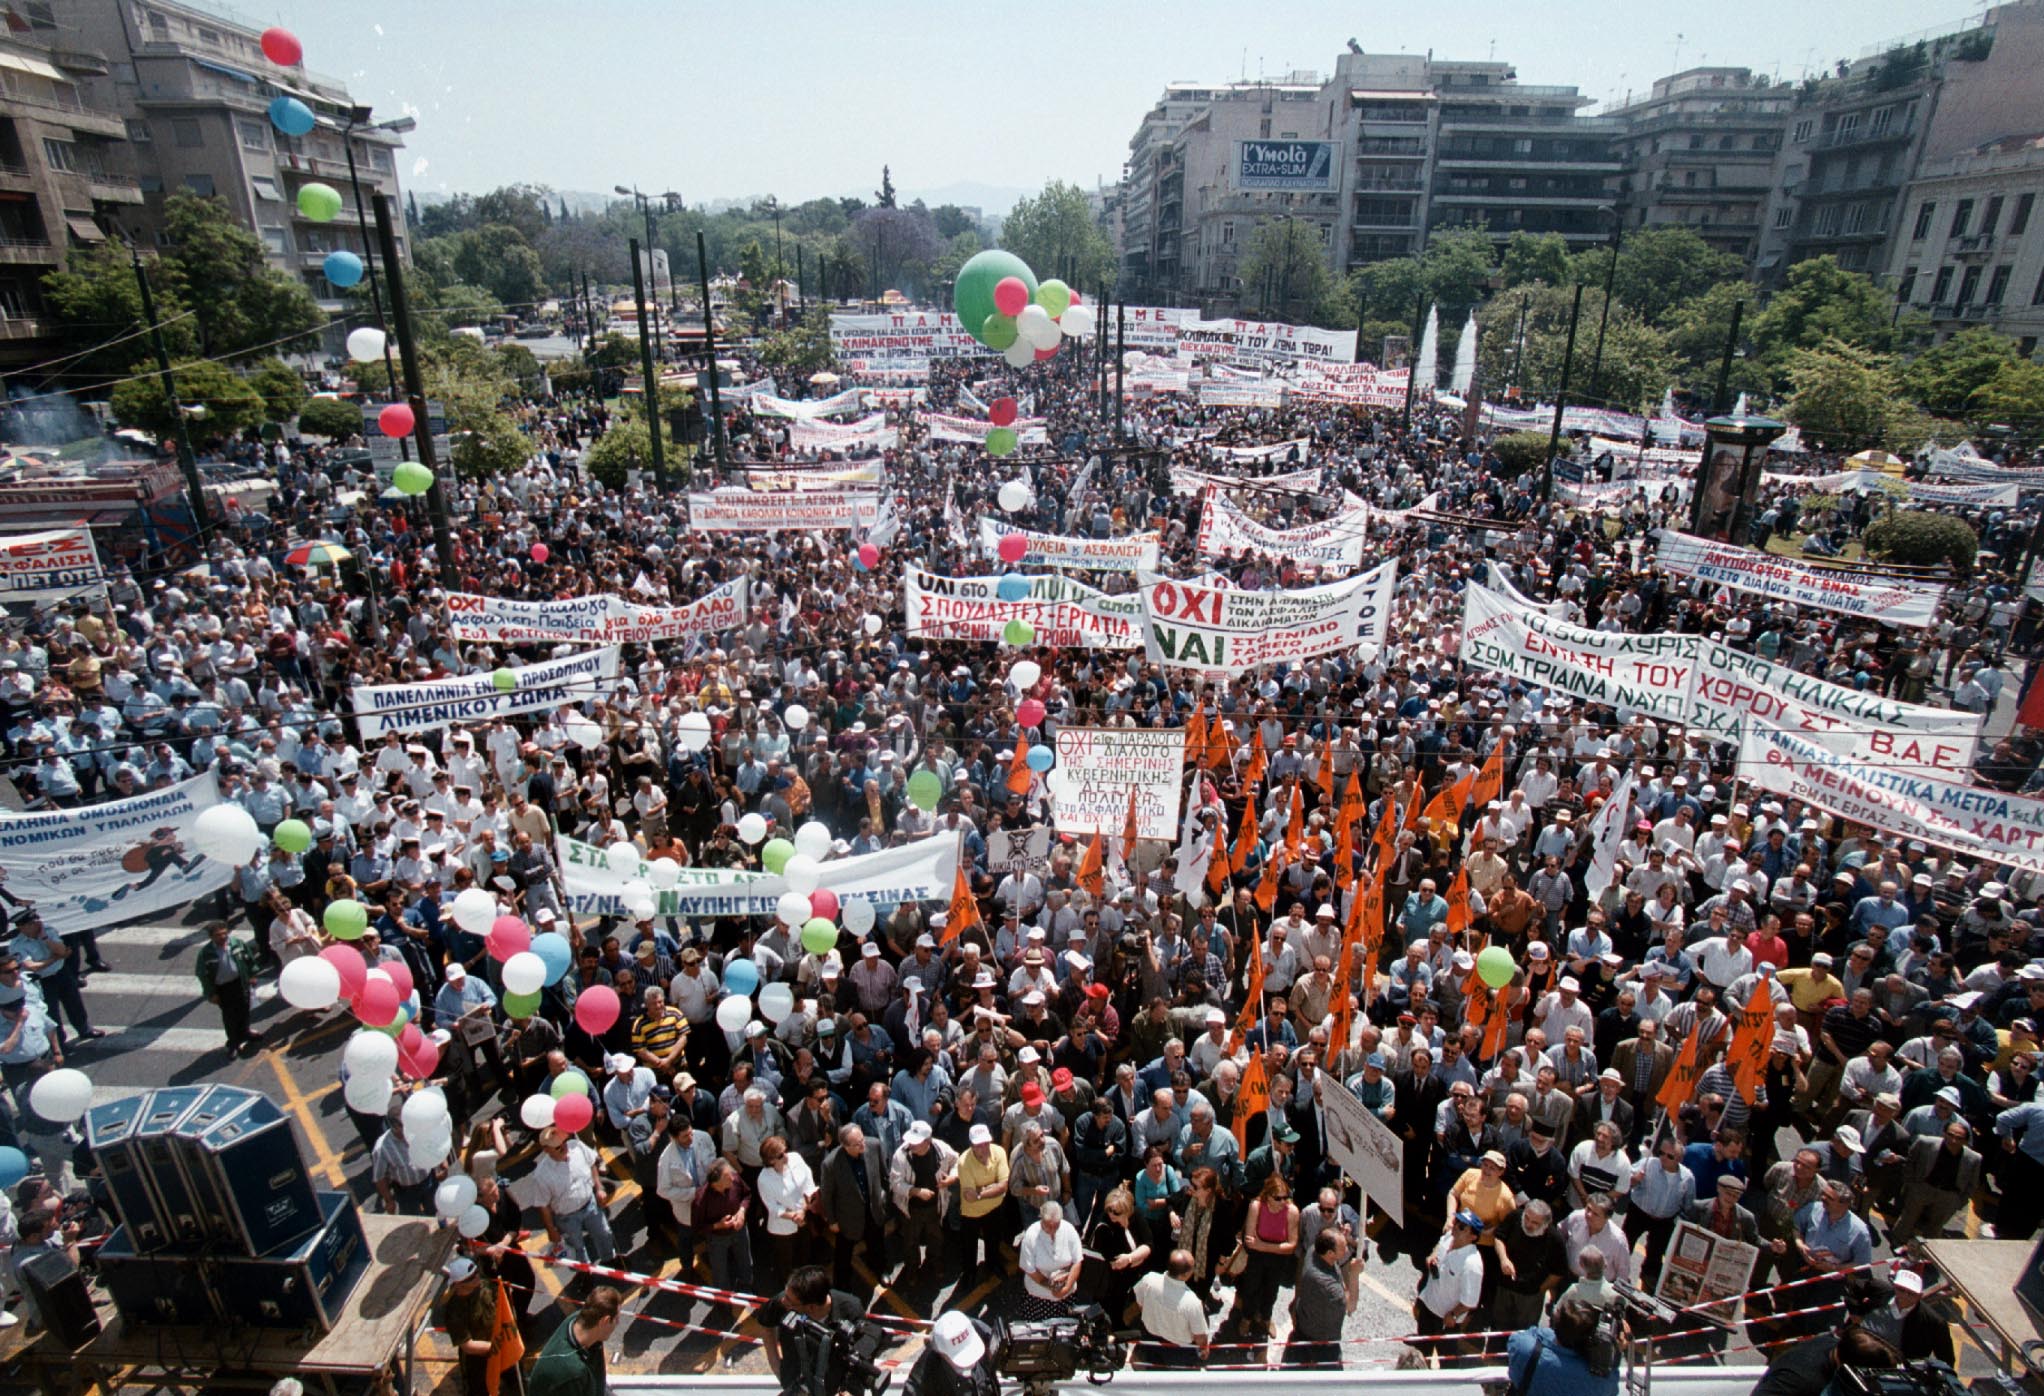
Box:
[1005,734,1032,797]
[1329,927,1358,1063]
[1656,1029,1706,1118]
[1333,802,1358,890]
[1338,768,1363,831]
[1231,796,1261,872]
[1205,826,1233,895]
[939,862,981,946]
[1204,714,1233,772]
[1232,929,1265,1052]
[1419,781,1460,831]
[1234,1050,1270,1153]
[484,1279,527,1396]
[1358,873,1385,998]
[1726,977,1775,1105]
[1444,865,1472,938]
[1243,729,1268,789]
[1402,781,1427,832]
[1371,796,1397,869]
[1317,742,1336,805]
[1470,745,1506,812]
[1185,703,1209,766]
[1253,848,1281,911]
[1076,831,1105,899]
[1480,988,1512,1059]
[1283,784,1304,860]
[1120,788,1140,862]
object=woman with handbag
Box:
[1180,1166,1225,1309]
[1229,1173,1299,1342]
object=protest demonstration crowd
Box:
[4,297,2044,1394]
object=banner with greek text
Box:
[1762,468,2020,506]
[1484,562,1563,618]
[444,584,747,647]
[1923,444,2044,484]
[786,413,897,453]
[1170,463,1324,497]
[977,519,1160,574]
[0,528,103,600]
[828,313,991,375]
[1047,726,1186,841]
[1460,584,1694,724]
[560,829,960,920]
[1740,724,2044,874]
[749,389,866,420]
[746,463,885,492]
[687,491,882,532]
[1653,529,1945,628]
[1196,381,1287,408]
[1195,487,1367,572]
[859,387,925,409]
[904,567,1141,650]
[1212,437,1311,464]
[351,649,621,739]
[1138,562,1396,674]
[918,412,1049,446]
[1173,317,1356,369]
[0,771,233,935]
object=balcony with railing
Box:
[1813,121,1914,151]
[0,236,57,264]
[1355,137,1426,157]
[1953,232,1995,258]
[1354,177,1426,192]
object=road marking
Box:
[82,1025,243,1056]
[267,1051,347,1187]
[80,973,281,1004]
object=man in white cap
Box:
[602,1052,656,1144]
[888,1118,957,1286]
[1862,1268,1954,1363]
[906,1309,999,1395]
[436,1256,502,1396]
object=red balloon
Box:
[1018,698,1046,728]
[378,402,415,437]
[1033,346,1057,360]
[320,944,366,999]
[575,984,621,1035]
[400,1040,441,1080]
[1070,290,1083,306]
[383,959,415,1003]
[488,916,530,961]
[857,543,879,569]
[810,889,840,922]
[989,397,1018,428]
[259,27,302,66]
[553,1093,594,1133]
[997,533,1028,564]
[358,977,400,1027]
[398,1023,424,1056]
[530,543,550,564]
[993,276,1029,317]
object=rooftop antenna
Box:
[1672,32,1685,70]
[1488,38,1497,60]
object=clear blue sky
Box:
[263,0,1979,208]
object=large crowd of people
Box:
[0,325,2039,1386]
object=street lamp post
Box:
[1585,205,1623,405]
[341,106,416,460]
[614,185,665,358]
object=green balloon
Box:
[980,312,1019,350]
[1035,279,1072,317]
[985,427,1018,458]
[761,837,795,875]
[296,182,343,222]
[906,769,942,812]
[504,989,540,1020]
[1003,618,1035,646]
[273,818,313,854]
[1476,945,1516,990]
[493,667,517,692]
[550,1070,592,1098]
[392,461,434,497]
[953,250,1037,347]
[323,898,369,940]
[801,917,837,956]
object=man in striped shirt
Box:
[632,987,689,1075]
[372,1109,443,1215]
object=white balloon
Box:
[863,613,883,637]
[646,857,682,890]
[793,821,834,862]
[783,704,810,731]
[625,892,657,921]
[738,813,769,845]
[776,890,813,927]
[842,898,876,936]
[278,955,341,1010]
[606,840,641,877]
[621,879,653,907]
[758,981,796,1023]
[456,1204,491,1239]
[564,715,603,749]
[346,326,387,364]
[192,803,264,863]
[344,1075,393,1116]
[435,1176,478,1218]
[345,1029,401,1079]
[401,1087,449,1135]
[28,1068,92,1123]
[677,711,712,751]
[715,994,754,1033]
[1061,304,1097,338]
[452,887,498,935]
[409,1135,448,1171]
[998,481,1030,513]
[781,854,821,897]
[1009,660,1042,690]
[502,951,546,996]
[1017,303,1060,350]
[519,1093,557,1130]
[1002,338,1034,369]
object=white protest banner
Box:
[828,312,992,375]
[1556,478,1644,510]
[1173,316,1356,369]
[786,413,897,454]
[977,519,1160,574]
[859,387,925,409]
[1170,463,1324,497]
[720,377,778,402]
[444,583,747,647]
[918,412,1049,446]
[1654,529,1945,628]
[1115,306,1198,352]
[750,388,866,420]
[0,528,104,600]
[904,567,1140,650]
[1195,487,1367,572]
[0,771,234,935]
[1923,443,2044,484]
[1760,468,2018,507]
[560,829,960,920]
[687,490,881,532]
[1740,724,2044,875]
[1213,437,1311,463]
[1460,584,1695,724]
[352,648,620,739]
[1484,562,1563,617]
[1906,479,2022,506]
[1139,562,1396,673]
[1291,366,1409,408]
[746,462,885,492]
[986,827,1053,878]
[1196,381,1286,408]
[1048,726,1186,841]
[1320,1081,1405,1226]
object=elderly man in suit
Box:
[820,1123,891,1295]
[1889,1120,1981,1245]
[1571,1069,1636,1152]
[1611,1020,1675,1146]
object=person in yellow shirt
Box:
[1775,953,1845,1028]
[957,1123,1011,1285]
[1447,1149,1518,1249]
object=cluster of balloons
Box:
[433,1173,491,1239]
[952,250,1099,374]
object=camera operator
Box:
[1505,1297,1619,1396]
[905,1310,999,1396]
[1750,1275,1899,1396]
[758,1265,866,1396]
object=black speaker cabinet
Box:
[130,1086,210,1249]
[96,1226,219,1326]
[179,1090,320,1256]
[17,1248,102,1348]
[209,1192,368,1333]
[85,1094,165,1253]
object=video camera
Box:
[777,1309,892,1396]
[992,1304,1125,1392]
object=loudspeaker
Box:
[96,1226,219,1326]
[209,1193,368,1333]
[180,1093,322,1256]
[167,1085,261,1249]
[17,1248,102,1348]
[131,1086,210,1248]
[85,1094,164,1252]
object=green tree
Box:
[1970,358,2044,440]
[447,409,530,478]
[758,308,835,380]
[493,342,545,391]
[1420,228,1496,314]
[1782,338,1897,448]
[1491,431,1552,476]
[1663,281,1771,404]
[248,358,307,423]
[110,359,265,445]
[450,224,545,309]
[1751,256,1900,375]
[1902,326,2023,419]
[583,404,663,488]
[157,193,322,360]
[931,204,979,240]
[297,395,364,440]
[1476,281,1671,410]
[1001,180,1116,292]
[40,244,196,379]
[1499,232,1570,289]
[1353,257,1428,362]
[1235,218,1333,324]
[1610,227,1745,326]
[1863,512,1977,570]
[587,333,642,371]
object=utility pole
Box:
[1541,282,1586,502]
[581,270,596,354]
[1709,300,1745,415]
[1586,214,1623,403]
[1352,284,1369,363]
[131,248,210,540]
[1114,301,1126,444]
[796,244,806,316]
[1509,294,1530,394]
[1400,293,1426,432]
[340,113,408,461]
[371,194,456,580]
[628,236,670,492]
[1096,287,1109,420]
[697,230,728,471]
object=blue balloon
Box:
[1026,744,1055,773]
[531,931,573,987]
[0,1146,24,1189]
[323,250,364,288]
[268,95,315,137]
[722,957,761,997]
[996,573,1030,602]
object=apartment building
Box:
[1608,68,1791,261]
[1889,135,2044,353]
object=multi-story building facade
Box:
[1888,135,2044,353]
[1608,68,1791,261]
